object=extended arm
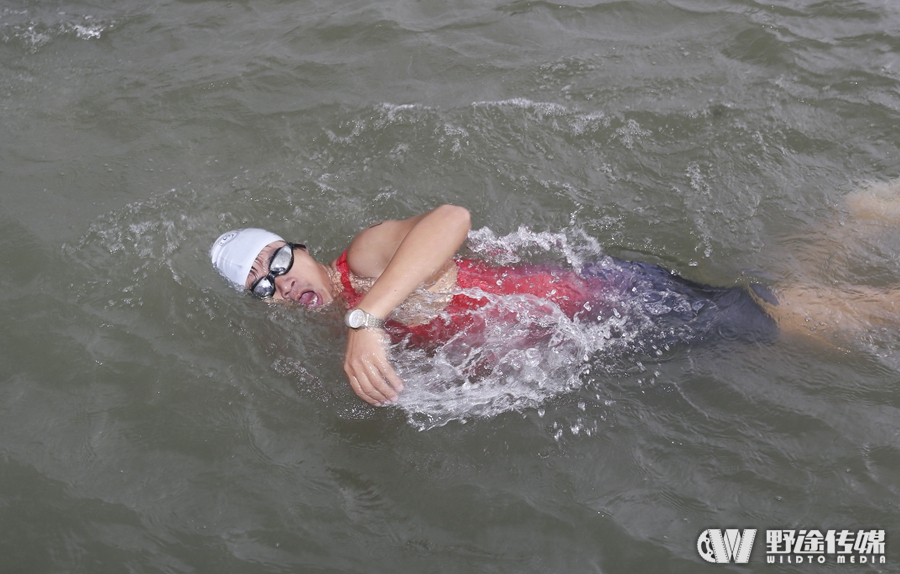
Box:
[342,205,472,405]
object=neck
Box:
[322,262,342,301]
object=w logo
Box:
[697,529,757,564]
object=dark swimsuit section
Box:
[334,251,778,351]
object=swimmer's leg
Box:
[774,179,900,287]
[756,179,900,348]
[757,284,900,347]
[844,179,900,224]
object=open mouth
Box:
[298,290,319,307]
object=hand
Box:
[343,328,404,406]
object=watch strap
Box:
[360,311,385,329]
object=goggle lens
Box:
[249,243,302,298]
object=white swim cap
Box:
[211,228,285,289]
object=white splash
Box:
[1,10,113,52]
[465,225,603,269]
[393,291,632,430]
[390,227,635,430]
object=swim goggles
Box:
[249,242,305,299]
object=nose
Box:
[274,274,296,300]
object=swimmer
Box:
[212,205,471,406]
[211,200,900,406]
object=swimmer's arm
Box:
[346,204,471,318]
[341,204,471,406]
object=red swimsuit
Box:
[333,251,600,348]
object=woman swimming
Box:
[211,199,900,406]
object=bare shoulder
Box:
[345,216,424,278]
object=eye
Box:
[252,277,275,298]
[270,246,293,274]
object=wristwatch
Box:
[344,308,385,330]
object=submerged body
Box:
[334,250,778,352]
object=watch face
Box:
[346,309,364,328]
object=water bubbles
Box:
[0,8,113,52]
[391,262,662,430]
[466,225,603,268]
[72,23,104,40]
[615,119,651,150]
[395,294,591,429]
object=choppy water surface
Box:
[2,0,900,571]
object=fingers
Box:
[344,330,405,406]
[345,362,396,406]
[346,371,389,407]
[378,359,404,394]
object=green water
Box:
[1,0,899,572]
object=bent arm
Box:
[347,204,471,318]
[341,204,471,406]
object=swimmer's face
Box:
[245,241,334,307]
